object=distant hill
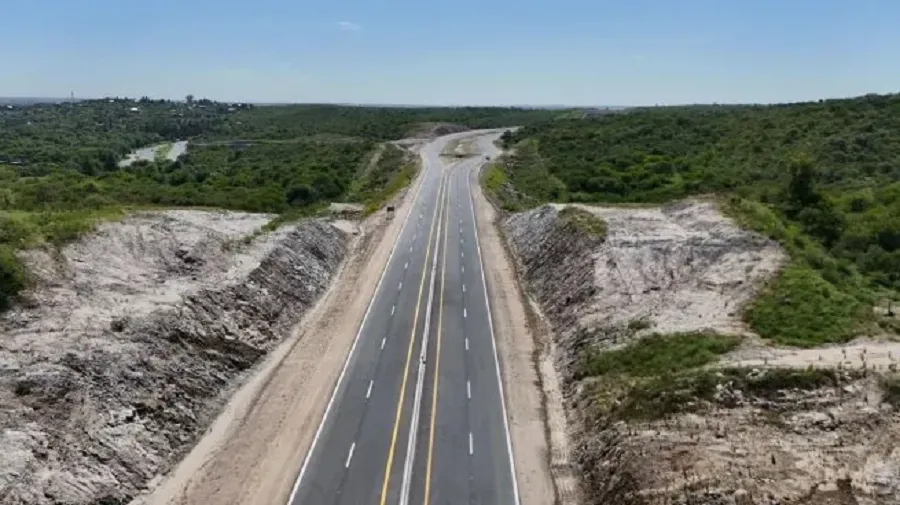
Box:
[0,97,81,106]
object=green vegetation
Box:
[347,144,418,215]
[558,206,608,239]
[614,367,846,421]
[578,332,740,380]
[0,98,565,309]
[494,93,900,345]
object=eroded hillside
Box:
[0,211,347,504]
[501,202,900,505]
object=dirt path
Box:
[469,166,560,505]
[134,155,428,505]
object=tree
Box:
[786,152,821,210]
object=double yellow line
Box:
[423,168,452,505]
[378,171,450,505]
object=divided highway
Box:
[288,132,518,505]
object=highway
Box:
[288,131,518,505]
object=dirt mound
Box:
[502,200,900,505]
[0,210,348,504]
[503,201,785,378]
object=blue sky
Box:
[2,0,899,105]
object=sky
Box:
[2,0,899,106]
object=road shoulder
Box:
[469,165,559,505]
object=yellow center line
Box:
[378,172,447,505]
[423,169,452,505]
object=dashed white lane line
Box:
[462,266,465,274]
[404,261,409,270]
[391,306,396,316]
[465,337,469,351]
[461,252,464,259]
[463,308,467,318]
[398,281,403,290]
[462,284,466,293]
[366,380,374,399]
[468,433,474,455]
[381,337,387,350]
[345,442,356,468]
[409,245,413,253]
[467,380,471,399]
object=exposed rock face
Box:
[0,211,347,504]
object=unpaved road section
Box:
[119,141,188,167]
[0,210,347,504]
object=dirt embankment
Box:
[501,201,900,505]
[0,211,348,504]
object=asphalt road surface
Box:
[288,131,518,505]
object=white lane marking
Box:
[468,432,474,455]
[398,281,403,290]
[366,380,374,399]
[465,154,522,505]
[381,337,387,350]
[404,261,409,270]
[462,266,465,274]
[463,308,467,318]
[345,442,356,468]
[462,284,466,293]
[398,177,447,505]
[409,245,413,253]
[391,305,396,316]
[467,380,471,399]
[465,337,469,351]
[287,139,432,505]
[461,252,464,259]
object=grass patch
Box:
[0,207,127,308]
[747,265,866,346]
[579,332,740,380]
[558,206,608,239]
[154,143,172,163]
[613,366,845,421]
[725,196,871,346]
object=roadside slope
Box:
[135,135,431,505]
[0,211,347,505]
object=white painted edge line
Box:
[465,155,522,505]
[398,172,447,505]
[366,380,374,399]
[286,144,434,505]
[345,442,356,468]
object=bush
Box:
[579,332,740,380]
[0,245,27,310]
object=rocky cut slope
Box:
[0,211,348,504]
[503,201,900,505]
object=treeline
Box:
[491,92,900,346]
[1,98,565,309]
[0,98,563,172]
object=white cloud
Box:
[337,21,361,32]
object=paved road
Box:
[288,131,518,505]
